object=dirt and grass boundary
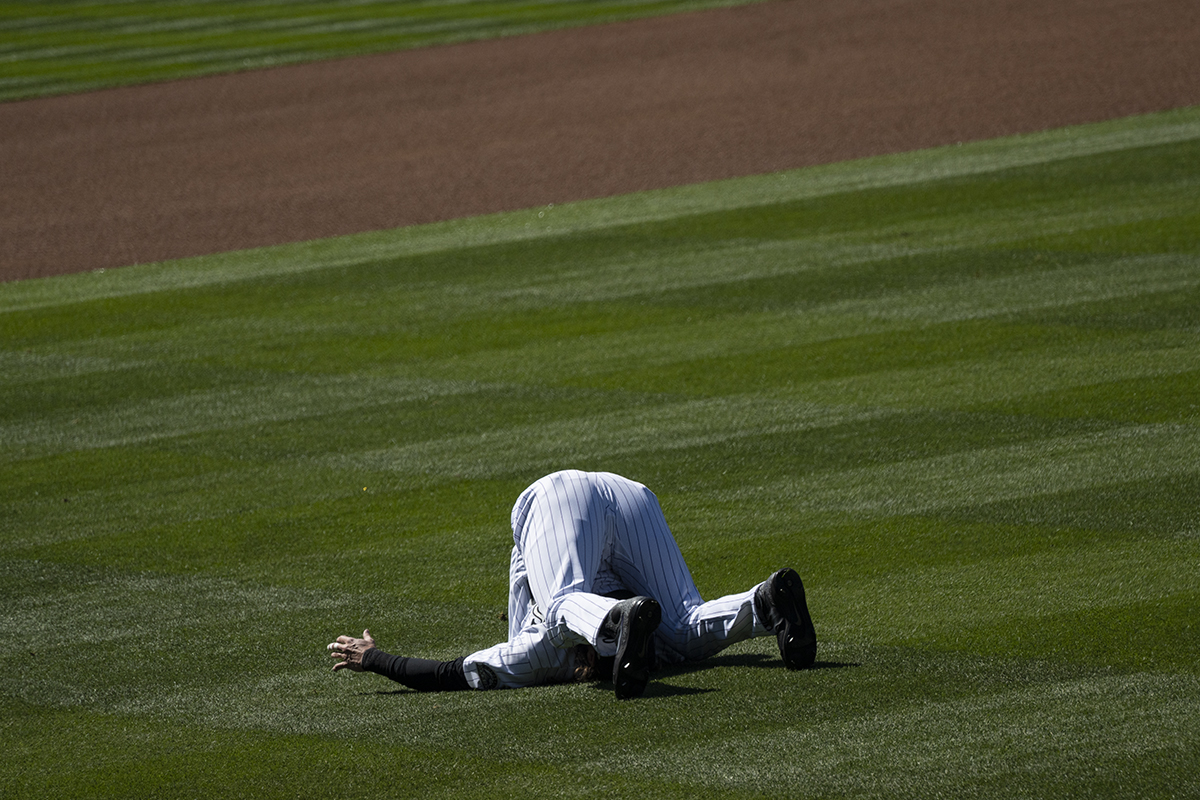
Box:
[2,0,1198,282]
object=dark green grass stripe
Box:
[0,397,885,553]
[7,219,1189,351]
[942,472,1200,541]
[2,702,650,800]
[972,368,1200,424]
[954,592,1200,672]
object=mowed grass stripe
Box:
[0,561,340,653]
[0,375,494,455]
[5,395,1155,561]
[12,405,1192,572]
[340,396,897,477]
[777,330,1196,413]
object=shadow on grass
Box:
[359,653,859,697]
[657,652,862,678]
[590,681,717,698]
[591,653,861,698]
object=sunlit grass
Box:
[2,106,1199,797]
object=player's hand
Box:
[328,628,376,672]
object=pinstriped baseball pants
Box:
[463,470,770,689]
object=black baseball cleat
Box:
[601,596,662,700]
[753,568,817,669]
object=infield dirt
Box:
[2,0,1198,282]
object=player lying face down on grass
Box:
[328,470,816,699]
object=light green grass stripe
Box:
[200,651,1192,791]
[0,562,341,654]
[604,671,1200,796]
[2,105,1197,312]
[790,336,1198,412]
[0,350,150,385]
[719,422,1200,520]
[818,254,1199,324]
[0,463,340,550]
[827,538,1200,640]
[0,374,493,457]
[341,396,897,478]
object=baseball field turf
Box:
[4,103,1199,797]
[3,2,1200,797]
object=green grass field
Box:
[0,0,763,102]
[3,101,1198,796]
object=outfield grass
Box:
[2,106,1199,797]
[0,0,763,102]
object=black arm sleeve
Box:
[361,649,470,692]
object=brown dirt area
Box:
[2,0,1198,282]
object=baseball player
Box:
[328,470,816,699]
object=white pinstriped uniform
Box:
[462,470,771,690]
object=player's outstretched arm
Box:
[327,628,470,691]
